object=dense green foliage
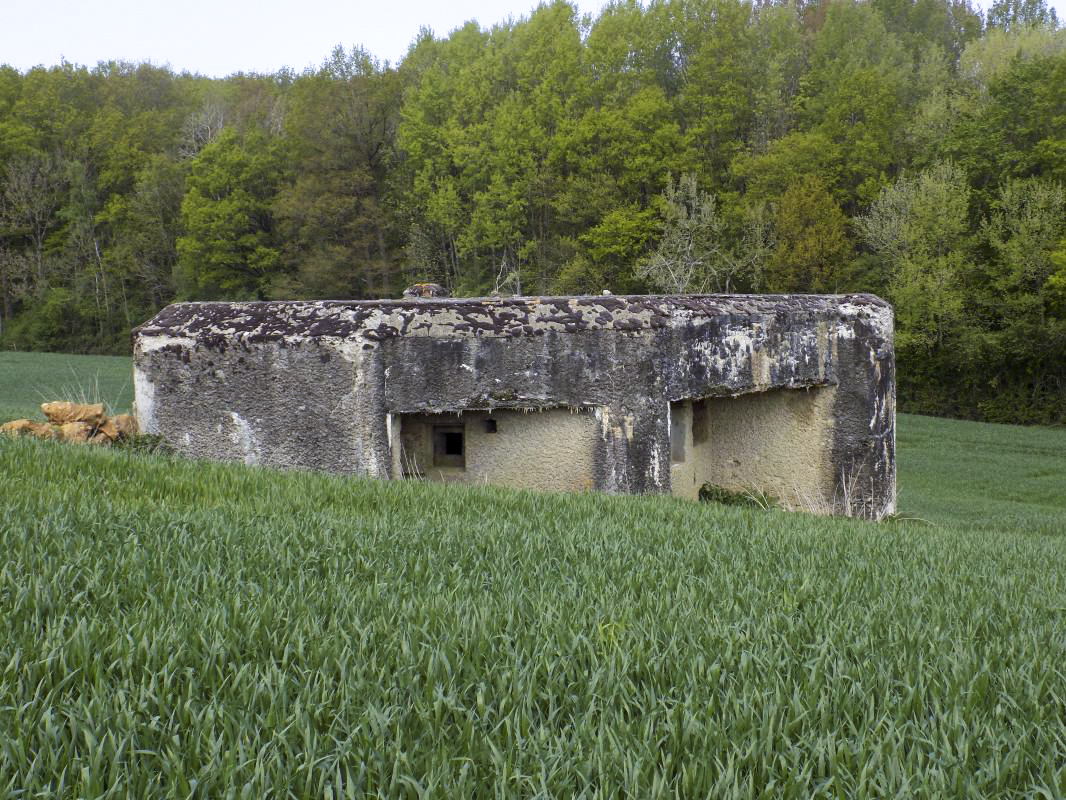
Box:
[2,351,1066,796]
[1,0,1064,421]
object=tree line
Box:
[1,0,1064,423]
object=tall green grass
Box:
[1,352,1065,796]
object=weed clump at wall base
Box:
[2,421,1066,797]
[110,432,174,456]
[698,482,778,510]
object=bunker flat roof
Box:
[135,293,891,346]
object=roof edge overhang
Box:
[133,293,892,346]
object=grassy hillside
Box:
[898,413,1066,533]
[0,350,133,423]
[1,352,1065,797]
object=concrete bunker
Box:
[132,293,895,518]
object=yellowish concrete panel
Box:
[397,408,598,492]
[670,387,836,510]
[669,400,698,500]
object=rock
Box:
[58,421,94,443]
[1,419,55,439]
[3,408,137,447]
[111,413,138,439]
[1,419,33,436]
[41,401,106,426]
[93,418,120,442]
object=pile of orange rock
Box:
[1,402,138,445]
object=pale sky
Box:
[1,1,614,77]
[2,0,1063,78]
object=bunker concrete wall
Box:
[829,319,896,518]
[134,335,367,473]
[133,294,895,518]
[396,409,599,492]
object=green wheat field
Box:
[1,350,1065,797]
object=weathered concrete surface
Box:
[133,294,895,518]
